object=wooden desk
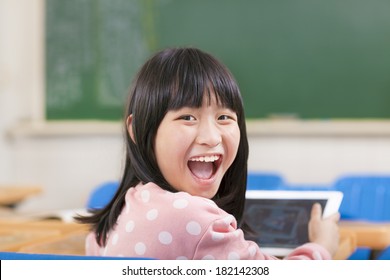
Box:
[0,186,42,207]
[0,228,61,252]
[19,230,88,255]
[339,221,390,250]
[0,219,89,235]
[0,219,88,254]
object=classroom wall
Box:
[1,0,390,211]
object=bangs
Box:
[163,49,243,113]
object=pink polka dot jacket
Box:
[85,182,331,260]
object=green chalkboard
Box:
[45,0,152,120]
[46,0,390,120]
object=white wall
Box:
[0,0,124,211]
[248,135,390,185]
[1,0,390,211]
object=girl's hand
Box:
[308,203,340,256]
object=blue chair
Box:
[283,184,333,191]
[86,181,119,210]
[334,175,390,222]
[246,172,284,190]
[333,175,390,259]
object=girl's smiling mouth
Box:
[187,155,222,180]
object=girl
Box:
[78,47,339,260]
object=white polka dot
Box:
[186,221,202,235]
[173,199,189,209]
[111,233,119,245]
[158,231,173,245]
[202,255,215,260]
[248,245,257,257]
[312,251,322,260]
[125,220,135,232]
[222,215,234,225]
[176,256,188,260]
[141,190,150,203]
[212,232,225,241]
[233,230,241,237]
[228,252,240,260]
[135,242,146,255]
[146,209,159,220]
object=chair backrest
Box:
[86,181,119,210]
[246,172,284,190]
[333,175,390,221]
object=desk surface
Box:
[339,221,390,250]
[0,219,88,253]
[19,231,87,255]
[0,186,42,206]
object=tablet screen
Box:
[243,190,343,256]
[244,198,326,249]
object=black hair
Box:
[77,47,249,246]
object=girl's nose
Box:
[196,120,222,147]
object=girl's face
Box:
[154,94,240,199]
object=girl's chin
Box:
[191,190,218,199]
[189,180,220,199]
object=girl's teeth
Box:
[190,155,219,162]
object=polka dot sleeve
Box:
[194,213,332,260]
[193,212,275,260]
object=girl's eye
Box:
[218,114,236,121]
[218,115,230,120]
[180,115,195,121]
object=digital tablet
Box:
[243,190,343,257]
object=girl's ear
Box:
[126,114,136,143]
